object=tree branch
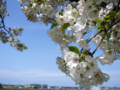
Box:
[0,15,9,33]
[108,19,120,31]
[87,30,102,43]
[116,0,120,12]
[92,38,103,55]
[91,19,120,55]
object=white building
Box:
[24,84,31,88]
[41,84,47,89]
[31,84,41,89]
[91,87,101,90]
[24,84,47,89]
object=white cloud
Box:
[0,68,66,80]
[0,69,76,86]
[1,69,120,86]
[0,68,74,86]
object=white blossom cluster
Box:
[19,0,120,88]
[57,47,110,88]
[8,27,27,51]
[47,26,76,47]
[0,0,27,51]
[0,27,27,51]
[19,0,65,24]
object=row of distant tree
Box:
[0,83,2,88]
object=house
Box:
[31,84,41,89]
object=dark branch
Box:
[91,19,120,55]
[92,38,103,55]
[69,0,79,2]
[116,0,120,12]
[0,15,9,33]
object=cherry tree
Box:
[1,0,120,89]
[0,0,27,51]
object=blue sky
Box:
[0,0,120,87]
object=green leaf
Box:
[17,43,24,47]
[19,28,23,31]
[29,3,33,7]
[97,25,105,29]
[59,12,63,15]
[61,23,70,31]
[96,25,105,33]
[50,23,58,29]
[68,46,79,55]
[93,19,102,24]
[106,33,110,42]
[92,1,96,5]
[102,34,106,39]
[103,12,118,21]
[24,46,28,50]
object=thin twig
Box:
[91,19,120,55]
[92,38,103,55]
[67,0,78,12]
[80,0,120,56]
[80,29,102,53]
[108,19,120,31]
[87,30,102,43]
